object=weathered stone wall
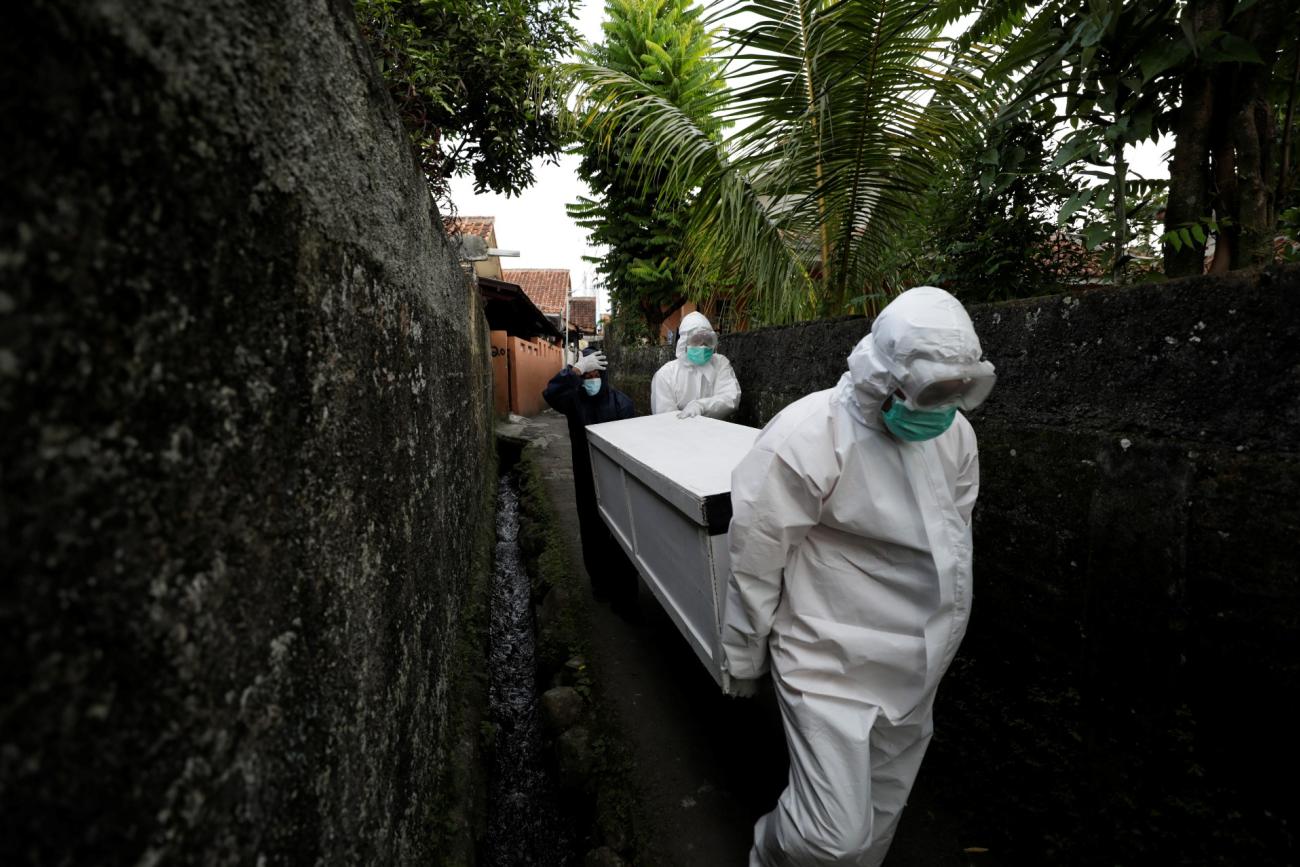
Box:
[607,343,672,416]
[1,2,495,864]
[608,265,1300,864]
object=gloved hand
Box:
[676,401,703,419]
[729,677,761,698]
[573,351,607,375]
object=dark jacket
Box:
[542,362,636,570]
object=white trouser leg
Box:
[861,709,934,863]
[749,675,935,867]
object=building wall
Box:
[660,302,698,342]
[1,2,495,864]
[656,297,739,342]
[607,265,1300,864]
[508,337,565,417]
[472,240,503,280]
[491,330,511,416]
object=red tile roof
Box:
[502,268,570,316]
[1040,231,1104,280]
[1273,235,1300,263]
[570,296,596,334]
[443,216,495,241]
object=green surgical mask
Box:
[686,346,714,365]
[881,400,956,442]
[582,378,602,396]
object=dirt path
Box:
[503,410,984,867]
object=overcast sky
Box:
[447,2,608,309]
[447,1,1172,317]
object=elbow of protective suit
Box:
[706,373,741,418]
[692,387,738,419]
[720,623,771,680]
[690,397,718,418]
[710,393,740,418]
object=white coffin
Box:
[586,413,761,694]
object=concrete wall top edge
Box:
[612,264,1300,452]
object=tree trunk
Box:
[640,295,686,341]
[1209,80,1238,274]
[1165,0,1227,277]
[1165,68,1215,276]
[1205,0,1288,272]
[1112,136,1128,283]
[1232,94,1276,268]
[1228,2,1288,268]
[1277,44,1300,207]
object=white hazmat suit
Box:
[650,311,741,418]
[723,287,994,867]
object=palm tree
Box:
[567,0,987,323]
[568,0,729,339]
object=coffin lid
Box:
[586,414,760,533]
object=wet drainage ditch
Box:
[483,464,575,866]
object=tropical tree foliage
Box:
[955,0,1300,279]
[568,0,728,338]
[954,1,1185,280]
[355,0,578,200]
[1162,0,1299,275]
[569,0,1298,326]
[569,0,988,323]
[923,111,1090,301]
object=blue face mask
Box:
[582,378,602,396]
[686,346,714,366]
[881,400,956,441]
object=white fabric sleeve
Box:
[952,417,980,525]
[650,363,678,414]
[696,357,741,419]
[954,439,980,526]
[721,443,823,679]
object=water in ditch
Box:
[485,472,573,866]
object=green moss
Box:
[514,446,653,863]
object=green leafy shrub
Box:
[355,0,578,201]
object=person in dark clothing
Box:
[542,348,640,615]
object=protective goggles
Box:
[893,357,996,411]
[684,330,718,349]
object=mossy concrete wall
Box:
[608,265,1300,864]
[1,1,494,864]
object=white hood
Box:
[845,286,992,417]
[675,311,714,360]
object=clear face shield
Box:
[684,329,718,350]
[894,357,997,411]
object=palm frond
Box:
[570,0,996,321]
[568,61,815,321]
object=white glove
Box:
[573,352,607,375]
[676,401,703,419]
[728,677,761,698]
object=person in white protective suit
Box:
[722,286,996,867]
[650,311,742,418]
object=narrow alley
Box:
[7,2,1297,865]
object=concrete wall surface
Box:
[491,331,511,416]
[1,1,495,864]
[608,265,1300,864]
